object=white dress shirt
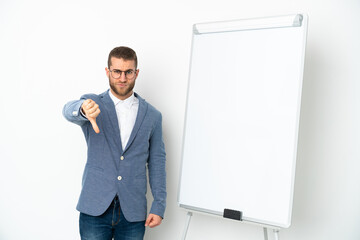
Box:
[109,90,139,150]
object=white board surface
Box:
[178,14,308,228]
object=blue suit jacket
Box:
[63,90,166,222]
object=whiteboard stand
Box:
[263,227,269,240]
[181,211,193,240]
[273,229,280,240]
[181,211,281,240]
[264,227,281,240]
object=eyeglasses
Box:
[109,69,137,79]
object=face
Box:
[106,57,139,100]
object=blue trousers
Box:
[79,196,145,240]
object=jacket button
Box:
[117,176,122,181]
[120,156,124,160]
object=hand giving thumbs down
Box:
[81,99,101,134]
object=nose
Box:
[119,73,127,82]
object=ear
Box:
[135,69,140,78]
[105,67,110,78]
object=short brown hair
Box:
[108,46,138,69]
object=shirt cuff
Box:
[80,107,87,119]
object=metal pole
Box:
[263,227,268,240]
[273,229,280,240]
[181,212,193,240]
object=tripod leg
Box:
[273,229,280,240]
[263,227,268,240]
[181,212,193,240]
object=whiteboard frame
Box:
[178,13,308,229]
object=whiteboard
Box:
[178,14,308,228]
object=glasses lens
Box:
[125,70,135,79]
[111,70,121,79]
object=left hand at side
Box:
[145,214,162,228]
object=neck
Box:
[110,89,133,100]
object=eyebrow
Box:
[112,68,134,71]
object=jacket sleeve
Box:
[148,113,167,218]
[62,98,88,126]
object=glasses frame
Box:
[109,69,137,80]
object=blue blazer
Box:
[63,90,166,222]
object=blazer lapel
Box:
[100,90,123,154]
[123,93,148,153]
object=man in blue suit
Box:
[63,46,166,240]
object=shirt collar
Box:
[108,90,136,109]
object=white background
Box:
[0,0,359,240]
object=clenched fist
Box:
[82,99,101,133]
[145,214,162,228]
